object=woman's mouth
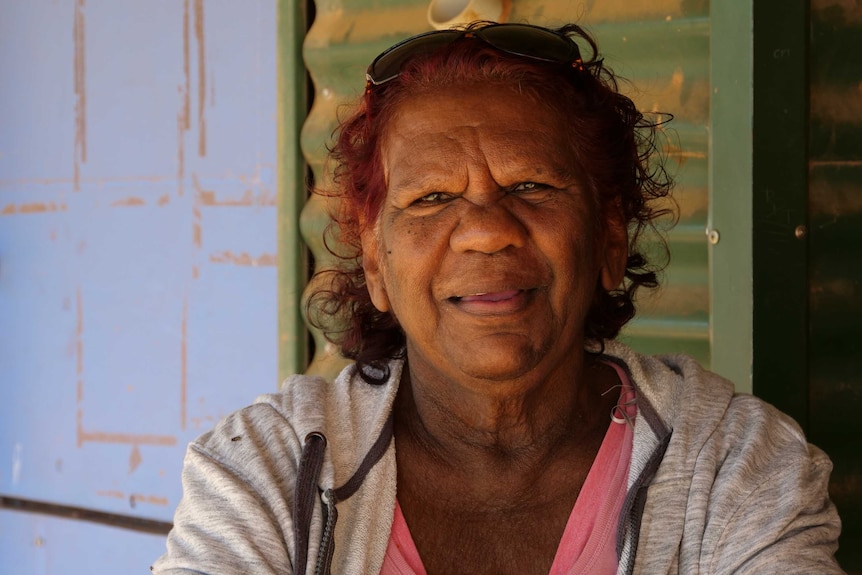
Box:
[458,290,522,303]
[447,289,533,314]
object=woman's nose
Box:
[448,199,528,254]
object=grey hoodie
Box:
[152,341,843,574]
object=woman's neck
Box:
[394,353,618,475]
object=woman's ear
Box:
[360,229,391,313]
[600,209,629,291]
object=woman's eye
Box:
[413,192,448,205]
[512,182,545,193]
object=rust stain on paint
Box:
[181,295,188,431]
[110,196,146,207]
[209,251,277,267]
[177,113,186,197]
[77,408,84,447]
[191,174,205,248]
[97,490,125,499]
[158,193,171,206]
[1,202,68,215]
[74,0,87,192]
[177,0,191,196]
[194,0,207,157]
[182,0,191,132]
[131,494,169,506]
[198,188,277,207]
[78,425,178,448]
[129,444,143,473]
[97,490,168,506]
[1,175,173,187]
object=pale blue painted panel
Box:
[0,1,77,181]
[0,509,167,574]
[0,0,279,528]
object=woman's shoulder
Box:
[187,359,403,485]
[604,341,824,468]
[602,340,736,430]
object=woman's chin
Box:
[443,338,550,384]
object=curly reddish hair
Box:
[309,22,674,373]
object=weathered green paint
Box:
[708,0,754,393]
[277,0,309,383]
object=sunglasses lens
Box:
[368,31,460,85]
[366,25,581,86]
[480,25,579,63]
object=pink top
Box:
[380,362,636,575]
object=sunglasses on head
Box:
[365,23,584,88]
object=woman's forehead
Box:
[381,85,574,167]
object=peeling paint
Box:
[131,493,169,506]
[209,251,277,266]
[182,0,191,132]
[110,196,146,207]
[198,188,276,207]
[74,0,87,192]
[96,490,124,499]
[1,202,68,215]
[195,0,207,157]
[193,220,202,247]
[77,417,178,448]
[0,175,175,188]
[129,445,143,474]
[97,490,168,507]
[192,174,204,250]
[177,0,191,196]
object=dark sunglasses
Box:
[365,23,584,88]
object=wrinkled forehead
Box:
[377,83,580,184]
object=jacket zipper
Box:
[314,489,337,575]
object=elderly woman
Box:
[153,22,843,575]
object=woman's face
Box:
[362,83,627,385]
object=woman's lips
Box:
[448,289,533,314]
[458,290,522,303]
